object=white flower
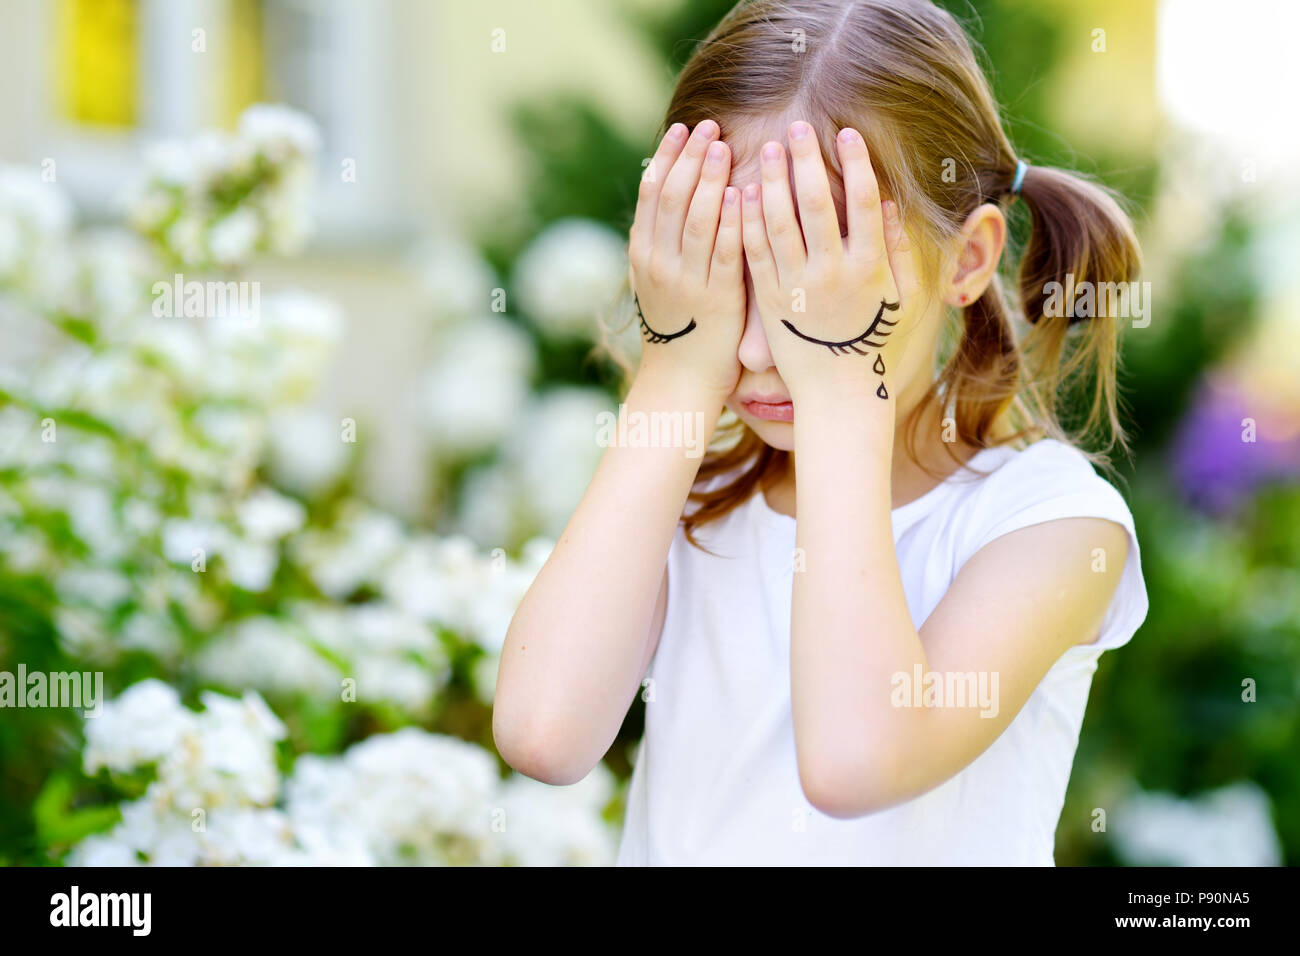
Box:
[238,104,322,164]
[351,657,438,714]
[420,315,535,456]
[506,386,611,537]
[494,765,619,866]
[283,728,502,865]
[380,533,480,629]
[512,218,628,339]
[56,566,132,609]
[1111,781,1283,866]
[195,616,341,698]
[120,612,182,662]
[165,215,206,265]
[196,808,299,866]
[265,406,351,496]
[208,207,261,266]
[455,463,522,549]
[291,501,405,598]
[346,603,438,655]
[84,679,195,774]
[161,518,229,566]
[223,537,278,592]
[0,164,74,248]
[407,234,500,321]
[237,487,307,541]
[66,833,141,867]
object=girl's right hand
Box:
[628,119,744,401]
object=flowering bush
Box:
[69,681,616,866]
[0,105,619,866]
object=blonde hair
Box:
[604,0,1142,545]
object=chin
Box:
[728,404,796,452]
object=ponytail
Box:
[1012,164,1143,459]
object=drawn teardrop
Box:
[876,382,888,400]
[873,355,885,375]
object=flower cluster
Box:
[70,682,616,866]
[1,105,620,867]
[128,104,321,271]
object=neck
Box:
[766,393,985,516]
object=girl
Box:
[494,0,1148,865]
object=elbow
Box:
[797,748,907,819]
[492,707,594,787]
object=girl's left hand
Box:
[741,121,919,406]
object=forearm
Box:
[788,385,931,811]
[494,367,725,782]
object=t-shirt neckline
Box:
[748,445,1005,530]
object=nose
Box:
[737,263,776,374]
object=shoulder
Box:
[958,438,1136,547]
[952,439,1148,652]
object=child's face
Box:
[721,117,855,452]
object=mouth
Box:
[740,396,794,422]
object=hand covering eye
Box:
[781,299,900,355]
[635,294,696,343]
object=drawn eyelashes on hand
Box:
[634,294,696,344]
[780,299,901,355]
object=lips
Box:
[740,397,794,422]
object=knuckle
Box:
[647,259,674,286]
[852,185,881,207]
[684,215,710,240]
[657,189,684,215]
[804,191,831,213]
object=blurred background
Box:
[0,0,1297,866]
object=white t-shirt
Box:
[616,438,1148,866]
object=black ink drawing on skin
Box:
[780,299,900,355]
[782,299,900,399]
[635,293,697,343]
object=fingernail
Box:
[743,183,760,202]
[839,127,857,144]
[724,187,738,206]
[695,119,719,139]
[790,121,811,140]
[707,141,726,164]
[762,142,781,162]
[668,123,687,141]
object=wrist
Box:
[631,361,733,414]
[792,378,897,442]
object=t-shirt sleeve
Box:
[954,441,1149,652]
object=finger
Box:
[655,119,720,259]
[882,200,916,301]
[839,127,888,264]
[709,186,743,286]
[758,140,806,276]
[682,139,731,281]
[741,182,780,291]
[630,123,689,262]
[788,120,841,261]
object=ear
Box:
[942,203,1007,307]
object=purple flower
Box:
[1170,375,1300,515]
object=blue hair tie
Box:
[1010,159,1028,196]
